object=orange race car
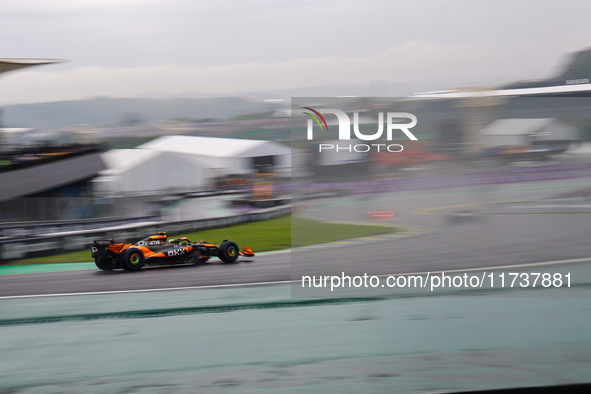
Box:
[91,232,254,271]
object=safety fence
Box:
[0,205,290,264]
[0,215,162,238]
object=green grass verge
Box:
[8,215,397,265]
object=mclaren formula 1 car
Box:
[91,232,254,271]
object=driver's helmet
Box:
[151,232,167,243]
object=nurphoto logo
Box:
[303,107,418,153]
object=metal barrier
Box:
[0,196,158,223]
[0,205,290,264]
[0,215,162,238]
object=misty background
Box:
[1,0,590,107]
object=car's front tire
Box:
[122,248,145,271]
[218,241,239,263]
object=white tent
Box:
[92,136,292,196]
[481,118,577,147]
[0,128,33,143]
[565,142,591,155]
[92,149,208,196]
[137,135,291,176]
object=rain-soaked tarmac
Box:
[0,280,590,393]
[1,177,591,392]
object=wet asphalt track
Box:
[2,178,591,297]
[2,178,591,393]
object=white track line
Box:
[375,256,591,278]
[0,280,293,300]
[1,256,590,300]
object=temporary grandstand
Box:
[0,58,109,204]
[0,57,61,74]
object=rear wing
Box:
[93,239,117,246]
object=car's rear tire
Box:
[218,241,239,263]
[95,256,115,271]
[122,248,145,271]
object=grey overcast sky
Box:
[1,0,590,104]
